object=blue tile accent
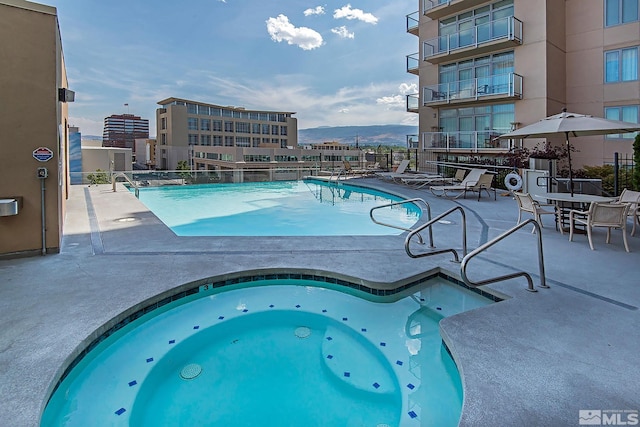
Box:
[322,309,327,313]
[218,316,224,320]
[295,304,301,308]
[115,408,126,416]
[361,328,367,332]
[373,382,380,389]
[344,372,350,377]
[342,317,348,321]
[408,411,417,419]
[436,307,442,311]
[327,354,333,359]
[193,325,200,330]
[326,336,333,341]
[128,380,137,387]
[407,383,415,390]
[269,304,274,308]
[396,360,403,366]
[169,339,175,344]
[146,357,154,363]
[242,309,248,313]
[380,342,386,347]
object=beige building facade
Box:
[0,0,72,257]
[408,0,640,168]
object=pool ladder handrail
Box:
[460,218,549,292]
[404,206,467,262]
[370,198,434,246]
[111,172,139,198]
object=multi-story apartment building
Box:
[0,0,72,258]
[102,114,150,152]
[156,98,367,180]
[407,0,640,169]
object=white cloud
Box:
[331,26,355,39]
[376,83,419,109]
[303,6,325,16]
[333,4,378,24]
[266,14,323,50]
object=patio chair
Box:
[613,188,640,236]
[513,191,557,233]
[462,172,496,201]
[430,168,487,198]
[375,159,411,181]
[341,160,369,176]
[569,202,631,252]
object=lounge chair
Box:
[613,188,640,236]
[463,172,496,200]
[341,160,369,176]
[375,159,410,181]
[569,202,631,252]
[399,172,445,188]
[513,191,557,233]
[430,168,487,198]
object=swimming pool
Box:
[131,180,421,236]
[41,275,494,426]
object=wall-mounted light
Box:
[58,88,75,103]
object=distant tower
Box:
[102,114,149,151]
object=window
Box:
[161,117,166,130]
[280,126,288,136]
[275,155,298,162]
[221,153,233,161]
[236,122,251,133]
[252,137,261,147]
[200,119,211,131]
[605,47,638,82]
[224,121,234,132]
[605,0,639,26]
[200,135,211,146]
[605,105,639,138]
[236,136,251,147]
[224,136,234,146]
[187,118,198,130]
[252,123,261,134]
[188,134,199,144]
[262,124,270,134]
[212,120,222,132]
[187,103,198,114]
[198,105,210,115]
[213,135,222,146]
[272,125,279,135]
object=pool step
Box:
[321,325,397,395]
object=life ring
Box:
[504,172,523,191]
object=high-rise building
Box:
[407,0,640,169]
[102,114,149,151]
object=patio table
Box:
[534,192,616,233]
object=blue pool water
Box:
[132,180,420,236]
[41,277,493,427]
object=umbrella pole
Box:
[566,131,573,197]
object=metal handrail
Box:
[111,172,139,198]
[460,218,549,292]
[404,206,467,261]
[370,198,433,246]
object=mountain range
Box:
[298,125,417,147]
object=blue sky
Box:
[47,0,418,137]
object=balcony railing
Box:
[421,131,510,151]
[423,73,522,104]
[423,16,522,60]
[406,52,419,74]
[406,93,420,113]
[406,11,419,35]
[407,134,420,149]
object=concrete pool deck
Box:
[1,178,639,426]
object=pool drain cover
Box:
[294,326,311,338]
[180,363,202,380]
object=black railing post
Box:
[614,152,619,196]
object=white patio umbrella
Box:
[499,109,640,196]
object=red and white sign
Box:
[33,147,54,162]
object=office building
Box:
[407,0,640,168]
[0,0,72,257]
[103,114,150,152]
